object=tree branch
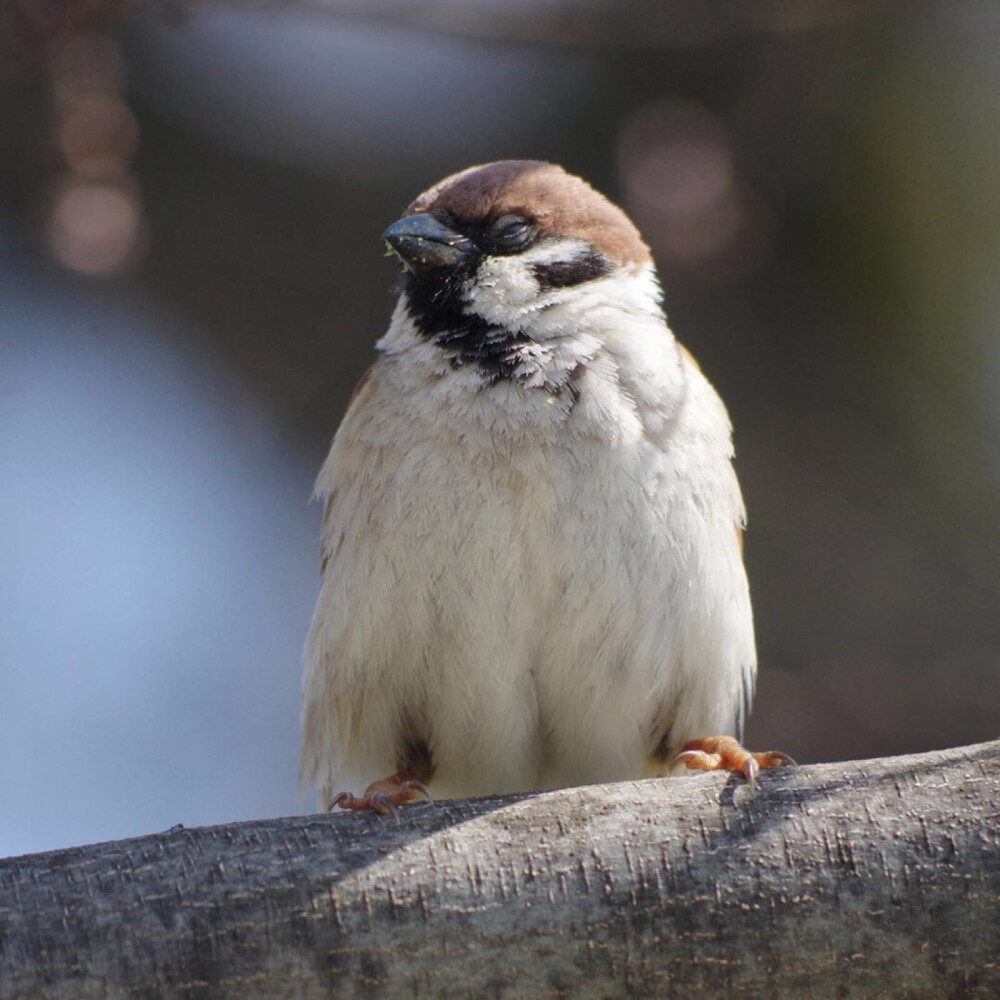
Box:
[3,741,999,998]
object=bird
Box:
[300,160,791,815]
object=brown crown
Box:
[405,161,651,268]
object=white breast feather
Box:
[301,263,754,806]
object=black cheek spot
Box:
[531,251,613,290]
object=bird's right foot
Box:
[329,772,431,818]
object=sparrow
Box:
[301,160,791,814]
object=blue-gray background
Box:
[2,2,999,858]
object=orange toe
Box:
[675,735,795,787]
[329,772,431,818]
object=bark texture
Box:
[2,741,999,999]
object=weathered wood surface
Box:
[2,740,999,999]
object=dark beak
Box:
[382,214,473,271]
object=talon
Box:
[369,793,398,820]
[400,780,433,803]
[674,749,720,771]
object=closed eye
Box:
[489,214,535,251]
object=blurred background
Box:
[2,0,998,858]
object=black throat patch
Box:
[401,266,539,384]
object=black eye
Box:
[490,214,534,249]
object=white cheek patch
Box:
[530,263,664,339]
[468,250,664,342]
[463,238,594,325]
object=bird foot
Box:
[675,735,795,788]
[329,774,431,819]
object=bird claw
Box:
[675,736,796,788]
[328,776,432,821]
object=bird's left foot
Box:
[675,735,795,787]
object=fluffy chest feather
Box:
[303,316,753,800]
